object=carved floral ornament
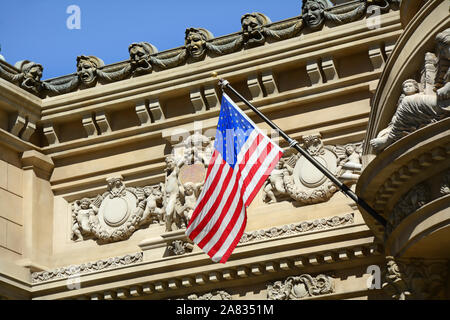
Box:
[267,274,335,300]
[0,1,399,97]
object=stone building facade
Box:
[0,0,448,300]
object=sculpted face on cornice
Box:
[0,1,399,97]
[267,274,335,300]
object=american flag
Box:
[186,93,284,263]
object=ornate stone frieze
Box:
[1,1,398,97]
[267,274,335,300]
[31,252,143,284]
[382,256,448,300]
[263,134,362,205]
[240,213,354,244]
[370,27,450,152]
[181,291,232,300]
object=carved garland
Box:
[31,252,143,284]
[267,274,335,300]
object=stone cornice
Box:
[27,212,382,300]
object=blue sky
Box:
[0,1,303,80]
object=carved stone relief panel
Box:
[263,134,362,205]
[370,28,450,152]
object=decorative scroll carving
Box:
[382,256,448,300]
[178,291,232,300]
[168,240,194,256]
[267,274,334,300]
[31,252,143,283]
[239,213,354,244]
[389,183,429,229]
[263,135,362,205]
[371,28,450,152]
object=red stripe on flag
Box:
[219,214,247,263]
[187,158,226,231]
[207,195,244,258]
[241,141,273,194]
[188,165,235,241]
[245,150,283,207]
[197,170,241,248]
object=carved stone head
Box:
[128,42,157,73]
[79,198,91,210]
[106,175,125,195]
[184,182,195,195]
[76,55,104,86]
[402,79,420,96]
[435,28,450,60]
[15,60,44,91]
[241,13,271,46]
[185,28,213,60]
[302,134,324,155]
[302,0,331,30]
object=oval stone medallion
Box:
[102,197,129,227]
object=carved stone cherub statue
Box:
[72,197,99,241]
[140,185,164,225]
[179,182,203,225]
[163,154,184,232]
[263,159,293,204]
[185,28,213,61]
[183,132,213,165]
[301,0,331,30]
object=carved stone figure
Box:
[335,143,363,181]
[140,184,164,225]
[182,132,213,165]
[179,182,203,225]
[185,28,213,61]
[128,42,158,75]
[302,0,331,30]
[241,13,271,47]
[72,197,99,241]
[267,274,334,300]
[76,55,105,87]
[0,60,44,95]
[163,155,185,231]
[263,159,292,204]
[370,28,450,152]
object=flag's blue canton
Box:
[215,95,253,168]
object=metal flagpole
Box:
[215,76,388,228]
